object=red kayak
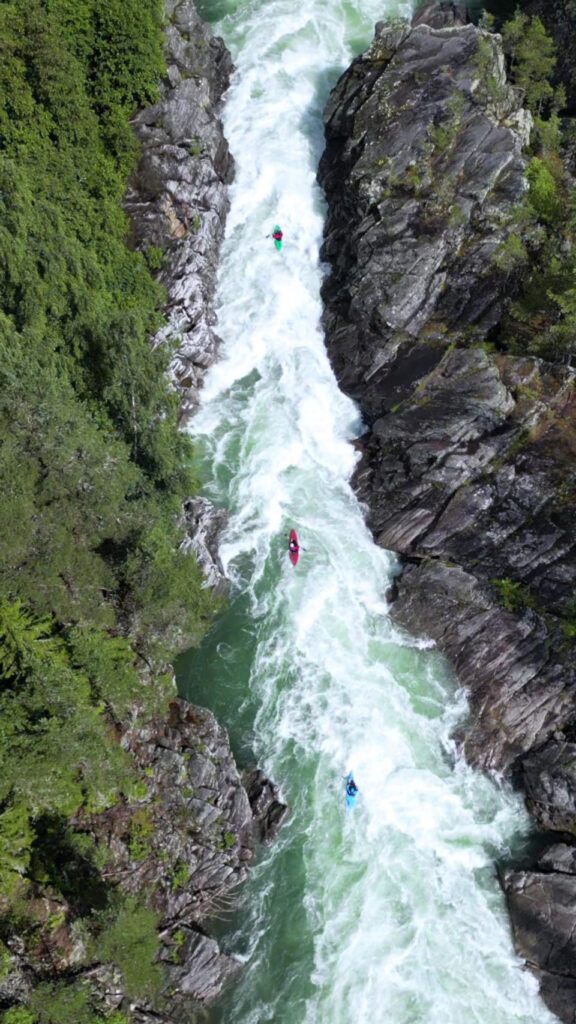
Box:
[288,529,299,566]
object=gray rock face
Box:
[393,561,573,771]
[92,699,287,1019]
[0,698,289,1022]
[355,352,576,781]
[519,741,576,835]
[181,495,229,595]
[124,0,234,423]
[318,4,576,1018]
[504,847,576,1024]
[243,768,291,844]
[319,13,531,415]
[413,2,466,30]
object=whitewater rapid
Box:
[179,1,558,1021]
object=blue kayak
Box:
[345,772,358,809]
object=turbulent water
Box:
[177,2,558,1021]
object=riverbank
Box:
[0,2,289,1020]
[317,4,576,1019]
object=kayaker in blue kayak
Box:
[345,772,358,808]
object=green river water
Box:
[177,1,558,1021]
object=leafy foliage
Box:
[482,10,576,365]
[491,577,535,612]
[90,897,163,1001]
[28,981,95,1024]
[0,0,220,1012]
[2,1010,36,1024]
[501,10,556,114]
[526,156,563,225]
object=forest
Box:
[0,1,217,1020]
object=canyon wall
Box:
[318,5,576,1020]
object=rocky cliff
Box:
[2,697,287,1024]
[120,5,290,1020]
[124,0,234,425]
[98,699,288,1021]
[318,5,576,1020]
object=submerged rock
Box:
[125,0,234,424]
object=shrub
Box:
[90,898,162,1002]
[526,157,563,225]
[501,11,556,114]
[493,233,529,273]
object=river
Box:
[177,1,558,1021]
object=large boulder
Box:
[504,845,576,1024]
[318,10,531,417]
[0,698,288,1022]
[181,496,230,596]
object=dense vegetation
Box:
[481,9,576,362]
[0,1,218,1019]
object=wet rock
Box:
[243,768,291,844]
[181,496,229,595]
[413,2,467,29]
[518,741,576,835]
[393,560,575,769]
[0,698,288,1023]
[503,850,576,1024]
[318,9,531,417]
[319,4,576,771]
[124,0,234,424]
[162,929,241,1005]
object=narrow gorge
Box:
[3,1,576,1022]
[137,0,576,1020]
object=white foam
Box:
[188,0,559,1020]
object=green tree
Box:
[526,156,563,225]
[90,897,162,1001]
[501,10,556,113]
[0,0,220,1008]
[2,1009,36,1024]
